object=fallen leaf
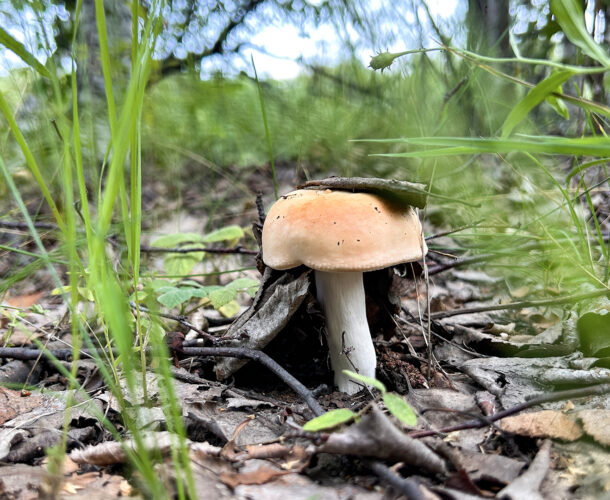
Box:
[220,465,290,489]
[497,440,552,500]
[319,406,447,475]
[0,387,44,425]
[60,470,133,498]
[576,409,610,446]
[3,291,44,308]
[70,432,185,465]
[500,410,583,441]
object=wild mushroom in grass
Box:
[262,189,427,394]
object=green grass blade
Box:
[501,70,574,137]
[0,92,65,230]
[551,0,610,68]
[368,136,610,157]
[566,158,610,182]
[0,26,51,79]
[0,156,63,289]
[251,55,278,199]
[93,0,118,136]
[445,47,610,117]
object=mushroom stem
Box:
[315,270,376,394]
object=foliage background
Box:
[1,0,609,496]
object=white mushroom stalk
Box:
[261,189,427,395]
[315,271,376,394]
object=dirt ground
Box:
[1,165,610,499]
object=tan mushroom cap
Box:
[262,189,427,272]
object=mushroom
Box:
[261,189,427,394]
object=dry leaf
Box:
[70,432,184,465]
[60,470,133,498]
[501,410,583,441]
[576,409,610,446]
[220,465,291,489]
[0,387,44,425]
[3,291,44,308]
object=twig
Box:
[0,345,323,416]
[367,460,429,499]
[140,244,257,256]
[408,382,610,438]
[184,347,323,416]
[0,221,57,230]
[429,288,610,320]
[426,253,495,275]
[424,222,484,241]
[129,302,219,343]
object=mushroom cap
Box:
[262,189,427,272]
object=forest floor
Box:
[1,164,610,499]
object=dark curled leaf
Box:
[297,177,428,209]
[214,268,312,380]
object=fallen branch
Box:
[426,253,495,275]
[140,244,257,256]
[0,345,323,417]
[429,288,610,320]
[424,222,484,241]
[408,382,610,438]
[367,460,429,500]
[184,347,323,416]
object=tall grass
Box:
[1,1,195,497]
[363,0,610,297]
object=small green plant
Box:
[154,277,258,310]
[151,225,245,275]
[303,370,417,432]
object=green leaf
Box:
[202,225,244,243]
[0,27,51,79]
[225,277,259,290]
[501,70,574,137]
[208,287,238,309]
[343,370,386,393]
[190,285,222,298]
[151,232,204,248]
[157,287,196,308]
[302,409,357,432]
[551,0,610,68]
[225,277,259,297]
[163,252,204,276]
[147,278,173,290]
[383,393,417,426]
[546,94,569,120]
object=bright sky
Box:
[234,0,461,79]
[1,1,461,80]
